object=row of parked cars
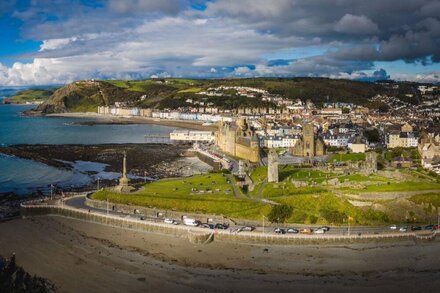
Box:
[274,226,330,235]
[390,224,440,232]
[163,217,231,229]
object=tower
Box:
[303,123,315,157]
[268,149,279,183]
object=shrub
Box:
[268,204,293,223]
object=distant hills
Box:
[7,77,429,113]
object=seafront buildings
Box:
[97,83,440,174]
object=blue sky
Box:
[0,0,439,86]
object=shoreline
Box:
[46,112,219,131]
[1,216,439,292]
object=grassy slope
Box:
[92,174,269,220]
[8,89,56,103]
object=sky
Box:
[0,0,439,86]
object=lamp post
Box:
[97,177,100,191]
[262,215,268,234]
[50,184,54,201]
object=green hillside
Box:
[8,88,57,104]
[36,78,425,113]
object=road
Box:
[63,195,436,236]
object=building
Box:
[216,118,260,163]
[170,130,214,142]
[348,136,368,153]
[290,123,325,157]
[267,150,279,183]
[386,122,419,148]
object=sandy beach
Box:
[0,216,439,293]
[46,112,218,131]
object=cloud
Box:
[0,0,439,85]
[334,14,379,35]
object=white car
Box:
[399,226,408,232]
[390,224,397,230]
[313,228,326,234]
[164,218,175,224]
[183,218,200,227]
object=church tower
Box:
[303,123,315,157]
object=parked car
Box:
[299,228,313,234]
[214,223,229,230]
[164,218,175,224]
[183,218,200,227]
[200,223,214,229]
[274,228,286,234]
[239,226,255,232]
[313,228,326,234]
[411,225,422,231]
[319,226,330,232]
[399,226,408,232]
[286,228,299,234]
[433,225,440,230]
[424,224,434,230]
[390,224,397,230]
[140,216,145,221]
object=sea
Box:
[0,102,179,196]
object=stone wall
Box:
[21,201,438,245]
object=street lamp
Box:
[262,215,268,234]
[97,177,100,191]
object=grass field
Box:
[92,174,270,219]
[9,89,56,103]
[329,153,366,162]
[91,163,440,225]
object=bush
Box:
[268,204,293,223]
[319,208,346,224]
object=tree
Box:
[268,204,293,223]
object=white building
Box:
[170,130,214,142]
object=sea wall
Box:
[21,201,438,245]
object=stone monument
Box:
[268,149,279,183]
[114,152,134,193]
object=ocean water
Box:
[0,105,179,195]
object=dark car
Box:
[200,223,214,229]
[286,228,299,234]
[215,223,229,229]
[411,225,422,231]
[424,224,434,230]
[274,228,286,234]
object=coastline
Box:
[47,112,219,131]
[1,216,439,293]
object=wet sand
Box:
[0,216,439,293]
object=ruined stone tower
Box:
[268,149,279,183]
[303,123,315,158]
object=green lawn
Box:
[362,182,440,193]
[92,174,270,220]
[329,153,366,162]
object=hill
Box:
[35,78,426,113]
[5,88,57,104]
